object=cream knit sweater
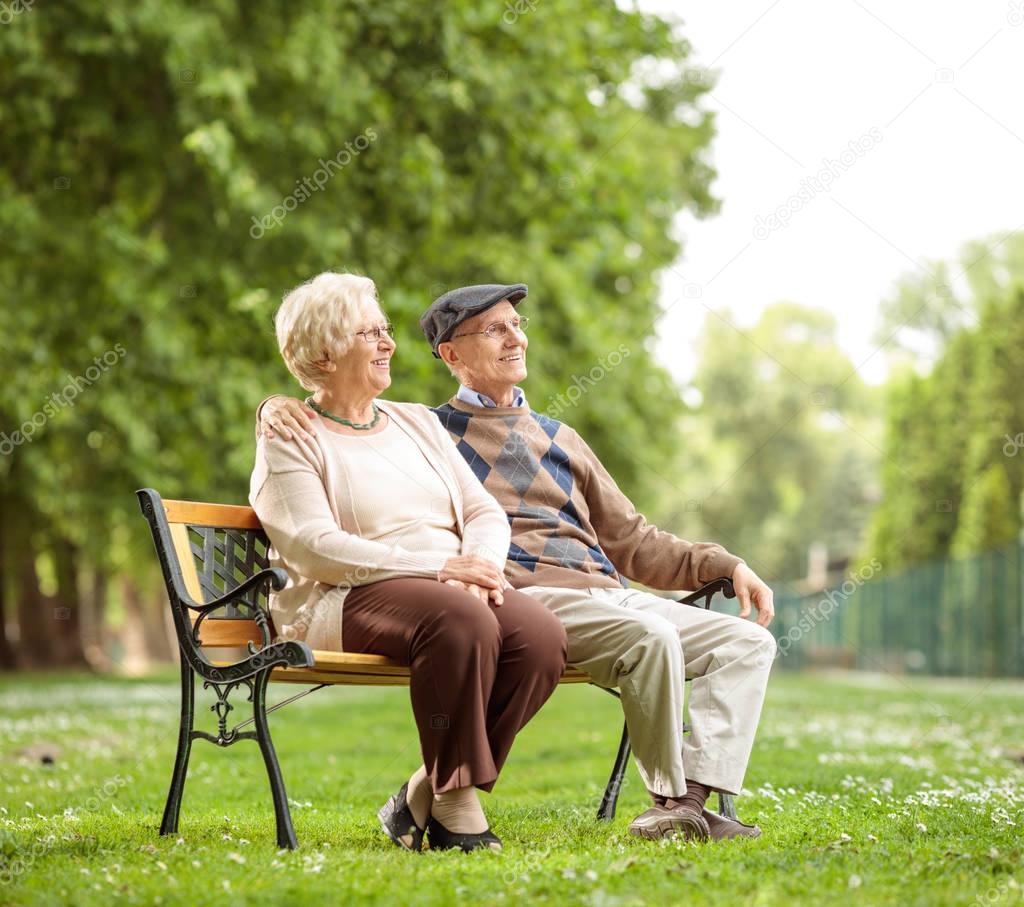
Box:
[249,400,511,651]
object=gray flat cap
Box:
[420,283,528,358]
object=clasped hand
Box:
[439,555,511,607]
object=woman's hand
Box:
[260,395,317,442]
[438,556,509,607]
[443,579,510,607]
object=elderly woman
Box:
[250,271,567,853]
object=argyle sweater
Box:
[432,397,744,592]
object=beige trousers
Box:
[518,585,776,797]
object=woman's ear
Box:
[313,351,336,373]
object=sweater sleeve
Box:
[573,430,744,590]
[249,435,450,586]
[425,413,511,569]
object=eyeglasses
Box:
[453,316,530,341]
[354,323,394,342]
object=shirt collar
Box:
[456,384,527,409]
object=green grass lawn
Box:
[1,668,1022,906]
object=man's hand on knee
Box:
[732,563,775,627]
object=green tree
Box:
[867,236,1024,568]
[0,0,718,666]
[673,302,878,580]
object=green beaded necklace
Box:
[306,397,382,430]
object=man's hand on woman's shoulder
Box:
[260,395,317,442]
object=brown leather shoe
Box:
[702,808,762,840]
[628,804,710,841]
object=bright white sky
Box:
[640,0,1024,386]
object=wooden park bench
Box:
[137,487,739,849]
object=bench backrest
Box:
[138,489,273,648]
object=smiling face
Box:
[438,300,529,398]
[327,301,396,398]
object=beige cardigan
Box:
[249,399,511,651]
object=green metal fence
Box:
[766,540,1024,678]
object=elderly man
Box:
[259,283,776,842]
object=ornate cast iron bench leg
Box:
[598,710,631,821]
[718,792,738,820]
[595,716,739,821]
[251,669,298,849]
[160,659,300,849]
[161,659,196,836]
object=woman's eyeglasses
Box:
[354,323,394,342]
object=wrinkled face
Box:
[441,300,528,389]
[327,302,395,396]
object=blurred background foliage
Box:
[1,1,1022,673]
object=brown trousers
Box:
[342,578,567,793]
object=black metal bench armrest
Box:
[679,577,736,610]
[185,567,289,614]
[187,568,292,663]
[201,639,315,684]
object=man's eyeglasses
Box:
[453,316,530,341]
[354,323,394,343]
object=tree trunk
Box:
[123,576,173,667]
[0,506,17,670]
[14,541,54,667]
[81,566,113,672]
[52,540,89,668]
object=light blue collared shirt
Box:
[456,384,528,409]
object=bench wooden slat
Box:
[266,668,594,686]
[208,650,594,687]
[169,522,206,605]
[163,499,262,529]
[191,618,263,647]
[270,670,414,686]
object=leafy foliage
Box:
[0,0,718,662]
[674,302,879,580]
[866,235,1024,569]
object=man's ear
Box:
[437,341,459,368]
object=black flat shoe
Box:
[377,783,425,852]
[426,817,503,853]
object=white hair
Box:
[274,272,379,391]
